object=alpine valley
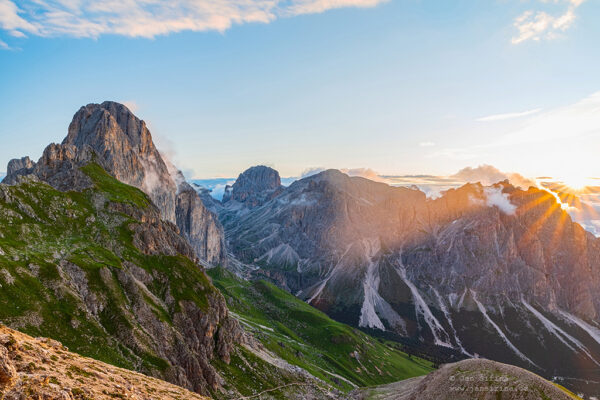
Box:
[0,102,596,399]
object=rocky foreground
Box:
[349,358,582,400]
[0,324,207,400]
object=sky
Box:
[1,0,600,184]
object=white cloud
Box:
[210,181,236,200]
[301,167,326,178]
[484,187,517,215]
[340,167,387,182]
[419,141,435,147]
[476,108,542,122]
[301,166,386,182]
[469,186,517,215]
[0,0,386,42]
[431,90,600,171]
[122,100,139,113]
[511,0,586,44]
[283,0,386,16]
[494,91,600,147]
[0,0,39,35]
[453,165,536,189]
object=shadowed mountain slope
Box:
[213,166,600,397]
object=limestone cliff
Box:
[3,101,227,266]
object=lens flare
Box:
[559,175,595,192]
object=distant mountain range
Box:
[206,165,600,397]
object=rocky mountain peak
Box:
[65,101,152,149]
[6,156,34,177]
[64,101,177,218]
[2,101,227,266]
[225,165,283,207]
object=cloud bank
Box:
[453,165,536,189]
[476,108,542,122]
[512,0,586,44]
[0,0,386,44]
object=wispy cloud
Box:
[476,108,542,122]
[301,167,386,182]
[453,164,536,189]
[493,90,600,147]
[0,0,39,36]
[122,100,139,114]
[511,0,586,44]
[419,141,436,147]
[432,90,600,163]
[0,0,386,47]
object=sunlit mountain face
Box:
[194,169,600,238]
[391,178,600,237]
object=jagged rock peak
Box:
[2,101,227,267]
[226,165,283,207]
[64,101,176,206]
[6,156,35,177]
[66,101,148,147]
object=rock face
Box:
[0,324,209,400]
[2,101,227,266]
[6,156,34,178]
[223,165,283,208]
[176,183,227,263]
[217,169,600,396]
[0,344,16,392]
[64,101,178,222]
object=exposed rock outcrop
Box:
[0,325,209,400]
[6,156,34,177]
[0,344,16,392]
[176,182,227,264]
[223,165,283,208]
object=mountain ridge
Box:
[212,165,600,396]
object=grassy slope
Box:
[208,267,433,393]
[0,164,217,372]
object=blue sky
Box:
[1,0,600,182]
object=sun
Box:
[559,175,595,192]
